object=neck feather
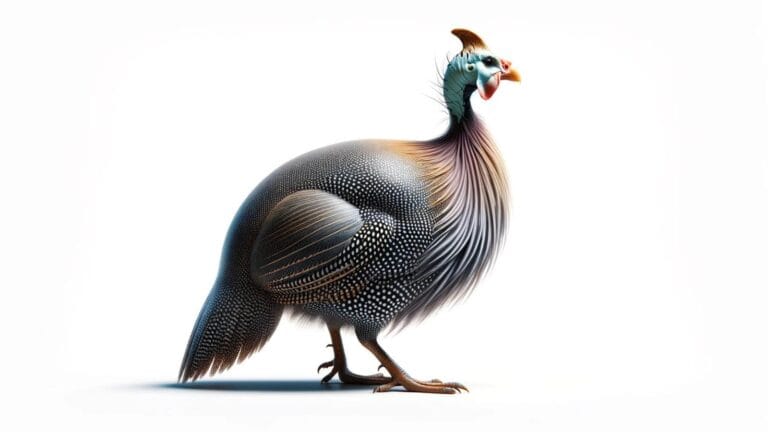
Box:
[443,70,475,122]
[393,110,509,326]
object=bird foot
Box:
[317,359,391,385]
[372,374,469,394]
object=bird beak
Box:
[501,68,521,82]
[500,58,521,82]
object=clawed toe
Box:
[371,375,468,394]
[339,369,390,385]
[421,379,468,392]
[321,368,338,383]
[373,381,398,393]
[317,357,339,383]
[316,358,391,385]
[440,381,469,392]
[317,360,334,373]
[373,379,466,394]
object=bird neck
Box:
[391,103,509,327]
[443,66,476,123]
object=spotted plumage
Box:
[179,29,521,393]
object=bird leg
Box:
[317,327,391,385]
[359,338,468,394]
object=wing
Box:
[250,189,394,304]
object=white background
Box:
[1,0,767,430]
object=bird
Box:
[178,28,520,394]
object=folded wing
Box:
[251,189,393,304]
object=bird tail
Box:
[178,275,283,383]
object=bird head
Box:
[444,29,520,105]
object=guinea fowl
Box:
[178,28,520,394]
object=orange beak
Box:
[500,58,521,82]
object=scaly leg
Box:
[317,326,391,385]
[359,338,468,394]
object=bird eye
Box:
[482,57,495,66]
[466,64,475,71]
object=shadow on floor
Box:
[150,380,373,392]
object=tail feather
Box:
[179,276,283,383]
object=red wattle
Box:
[478,72,501,100]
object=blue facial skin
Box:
[443,49,505,120]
